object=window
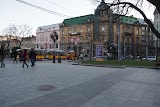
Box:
[80,36,83,43]
[68,37,71,43]
[142,27,145,30]
[62,29,65,36]
[127,38,129,43]
[102,25,105,32]
[136,37,140,44]
[62,37,65,44]
[87,27,91,33]
[136,28,139,35]
[80,27,83,33]
[142,31,145,35]
[68,28,71,34]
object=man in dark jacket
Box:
[0,46,5,68]
[29,48,36,67]
[13,50,18,63]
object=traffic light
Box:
[55,34,58,41]
[50,31,58,43]
[53,31,58,41]
[50,33,54,40]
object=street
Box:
[0,59,160,107]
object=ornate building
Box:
[60,0,153,59]
[60,14,94,56]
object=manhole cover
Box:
[37,85,56,91]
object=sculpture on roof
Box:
[94,0,111,16]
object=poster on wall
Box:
[96,45,103,58]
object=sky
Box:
[0,0,155,36]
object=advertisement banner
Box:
[96,45,103,58]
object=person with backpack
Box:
[29,48,36,67]
[0,46,5,68]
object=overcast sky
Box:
[0,0,155,36]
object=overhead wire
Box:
[16,0,72,18]
[43,0,94,15]
[43,0,74,12]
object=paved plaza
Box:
[0,59,160,107]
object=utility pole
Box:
[117,17,121,61]
[50,30,58,63]
[146,26,149,60]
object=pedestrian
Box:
[0,46,5,68]
[13,50,18,63]
[10,51,13,61]
[19,50,23,63]
[22,49,28,68]
[80,53,83,60]
[29,48,36,67]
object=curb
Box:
[72,63,159,69]
[72,63,127,68]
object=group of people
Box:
[0,46,37,68]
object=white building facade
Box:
[153,9,160,47]
[35,23,61,49]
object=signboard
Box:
[96,45,103,58]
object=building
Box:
[60,0,154,59]
[35,24,60,49]
[153,9,160,47]
[21,35,36,49]
[60,14,94,56]
[138,18,155,57]
[0,35,21,51]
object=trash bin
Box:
[58,57,61,63]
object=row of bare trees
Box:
[1,24,32,48]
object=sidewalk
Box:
[1,60,160,107]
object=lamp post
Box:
[50,31,58,63]
[116,16,121,61]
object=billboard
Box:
[96,44,103,58]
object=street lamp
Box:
[50,31,58,63]
[116,16,121,61]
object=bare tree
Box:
[3,24,32,47]
[91,0,160,39]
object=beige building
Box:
[21,35,36,49]
[59,0,154,58]
[0,35,21,51]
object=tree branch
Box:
[147,0,160,14]
[109,2,160,39]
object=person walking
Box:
[22,49,28,68]
[29,48,36,67]
[19,50,23,63]
[13,50,18,63]
[0,46,5,68]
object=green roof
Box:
[62,14,94,26]
[113,14,138,24]
[62,14,139,26]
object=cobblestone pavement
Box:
[1,59,160,107]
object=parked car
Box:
[126,55,133,59]
[142,56,156,61]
